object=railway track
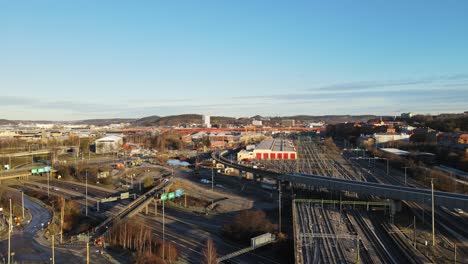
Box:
[310,204,336,263]
[378,217,430,264]
[350,210,398,264]
[347,153,468,261]
[320,206,347,263]
[302,140,440,263]
[296,202,350,263]
[341,211,375,264]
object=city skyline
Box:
[1,1,468,120]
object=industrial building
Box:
[95,135,123,154]
[373,133,410,147]
[237,138,297,161]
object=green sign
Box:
[31,169,38,174]
[160,191,181,201]
[168,192,175,199]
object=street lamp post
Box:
[162,194,165,260]
[431,179,435,247]
[8,199,12,264]
[85,171,88,217]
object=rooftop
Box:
[96,135,122,142]
[256,138,296,152]
[380,148,410,156]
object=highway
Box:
[0,193,110,263]
[0,149,51,158]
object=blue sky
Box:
[1,0,467,120]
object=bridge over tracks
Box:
[213,152,468,211]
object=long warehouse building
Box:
[253,138,297,160]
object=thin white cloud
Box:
[313,73,468,92]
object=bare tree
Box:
[202,239,218,264]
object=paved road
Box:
[0,195,110,263]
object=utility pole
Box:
[211,167,214,191]
[60,197,64,244]
[86,242,90,264]
[403,167,409,186]
[162,190,166,260]
[413,216,417,248]
[386,158,389,175]
[454,244,457,264]
[52,234,55,264]
[8,199,12,264]
[278,181,282,234]
[85,170,88,217]
[22,191,25,220]
[163,197,166,260]
[431,179,435,247]
[356,238,360,264]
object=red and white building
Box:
[253,138,297,160]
